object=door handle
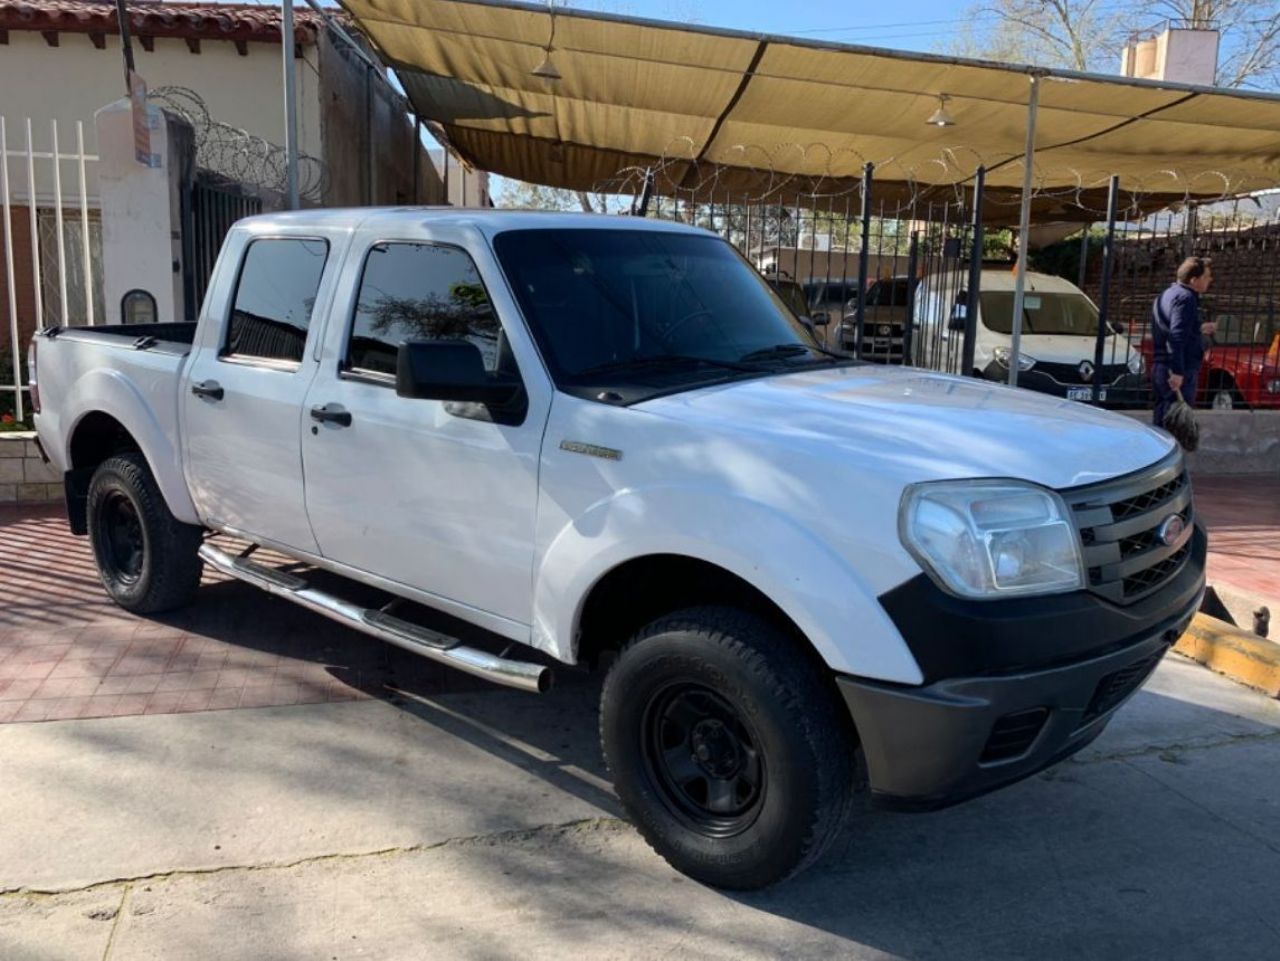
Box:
[191,380,224,401]
[309,404,352,427]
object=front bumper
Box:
[840,539,1205,811]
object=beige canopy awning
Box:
[339,0,1280,220]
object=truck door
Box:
[300,239,550,627]
[182,235,332,553]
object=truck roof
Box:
[232,206,714,239]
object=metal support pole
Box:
[961,166,985,377]
[281,0,300,209]
[902,231,920,365]
[855,162,873,359]
[1092,175,1120,404]
[634,167,655,217]
[1076,224,1091,290]
[113,0,136,95]
[411,114,421,204]
[364,62,374,205]
[1007,75,1041,386]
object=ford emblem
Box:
[1157,514,1185,547]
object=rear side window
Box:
[225,238,329,365]
[345,242,503,377]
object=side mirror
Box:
[809,311,830,327]
[947,305,968,332]
[396,340,521,405]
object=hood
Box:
[636,365,1173,491]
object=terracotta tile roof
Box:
[0,0,338,45]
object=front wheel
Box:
[600,607,857,889]
[87,453,203,614]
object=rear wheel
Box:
[87,453,203,614]
[600,607,857,889]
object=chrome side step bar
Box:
[198,543,553,694]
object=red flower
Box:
[1,414,14,424]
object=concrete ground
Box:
[2,492,1280,960]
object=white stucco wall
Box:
[95,99,187,323]
[0,31,321,204]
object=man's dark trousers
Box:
[1152,362,1199,428]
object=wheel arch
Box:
[530,488,925,685]
[57,368,200,529]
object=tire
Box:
[87,453,203,614]
[1210,388,1246,411]
[600,606,857,889]
[1207,374,1248,411]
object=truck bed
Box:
[45,322,196,357]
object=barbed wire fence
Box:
[573,139,1280,410]
[147,86,330,204]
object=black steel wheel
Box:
[601,606,857,890]
[87,453,203,614]
[642,682,766,838]
[96,489,146,586]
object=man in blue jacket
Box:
[1152,256,1215,427]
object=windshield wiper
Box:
[739,343,847,364]
[576,353,760,377]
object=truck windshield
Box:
[979,291,1100,336]
[493,229,844,399]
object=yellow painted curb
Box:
[1174,613,1280,698]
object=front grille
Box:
[1034,361,1130,385]
[1122,543,1191,597]
[1082,651,1165,722]
[1067,451,1194,605]
[980,708,1050,764]
[1111,472,1189,520]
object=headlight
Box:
[899,481,1084,598]
[992,347,1036,371]
[1128,352,1145,375]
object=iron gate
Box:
[181,174,260,321]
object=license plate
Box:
[1067,387,1106,402]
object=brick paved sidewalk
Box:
[0,505,488,725]
[2,473,1274,725]
[1193,474,1280,604]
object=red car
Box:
[1136,300,1280,410]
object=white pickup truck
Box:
[31,209,1205,889]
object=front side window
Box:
[346,242,503,377]
[225,238,328,364]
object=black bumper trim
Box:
[879,524,1206,684]
[838,591,1199,810]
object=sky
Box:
[585,0,988,56]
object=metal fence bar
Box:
[903,230,919,365]
[51,120,69,327]
[961,166,985,376]
[1,118,22,421]
[854,162,873,359]
[24,119,42,331]
[76,121,94,326]
[1092,175,1120,404]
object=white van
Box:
[914,267,1146,404]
